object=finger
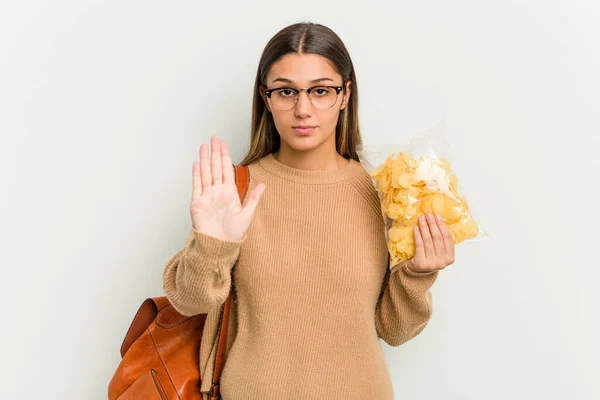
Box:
[436,214,455,263]
[412,224,426,265]
[239,184,266,221]
[211,136,223,186]
[221,141,235,185]
[427,213,443,258]
[199,143,211,193]
[419,214,435,260]
[192,161,202,201]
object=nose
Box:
[294,90,312,118]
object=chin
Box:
[284,135,324,152]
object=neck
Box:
[274,141,349,172]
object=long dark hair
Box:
[240,22,362,166]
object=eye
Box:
[276,88,296,97]
[312,87,331,96]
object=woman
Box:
[163,21,455,400]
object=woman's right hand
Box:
[190,136,266,242]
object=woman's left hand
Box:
[405,213,455,274]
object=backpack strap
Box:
[210,164,249,399]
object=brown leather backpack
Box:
[108,165,249,400]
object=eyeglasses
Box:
[264,85,344,111]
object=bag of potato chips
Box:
[356,120,488,268]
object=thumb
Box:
[238,184,266,222]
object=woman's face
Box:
[262,53,351,154]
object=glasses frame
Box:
[263,85,344,110]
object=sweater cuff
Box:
[191,228,247,246]
[187,229,246,281]
[391,261,439,293]
[391,261,438,277]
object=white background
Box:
[2,0,598,399]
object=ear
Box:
[340,81,352,110]
[259,84,271,112]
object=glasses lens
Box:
[270,88,296,110]
[310,86,338,109]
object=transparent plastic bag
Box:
[356,120,488,268]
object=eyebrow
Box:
[271,77,335,85]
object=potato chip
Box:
[366,150,481,266]
[357,122,488,268]
[432,194,462,222]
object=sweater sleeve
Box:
[374,261,439,347]
[162,228,245,316]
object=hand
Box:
[405,213,455,273]
[190,136,266,242]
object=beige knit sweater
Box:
[163,153,439,400]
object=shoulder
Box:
[346,160,384,221]
[245,155,269,185]
[235,155,270,204]
[348,159,377,193]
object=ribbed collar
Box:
[257,153,363,185]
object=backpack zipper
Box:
[150,369,168,400]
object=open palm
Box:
[190,136,266,242]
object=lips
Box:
[292,126,317,135]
